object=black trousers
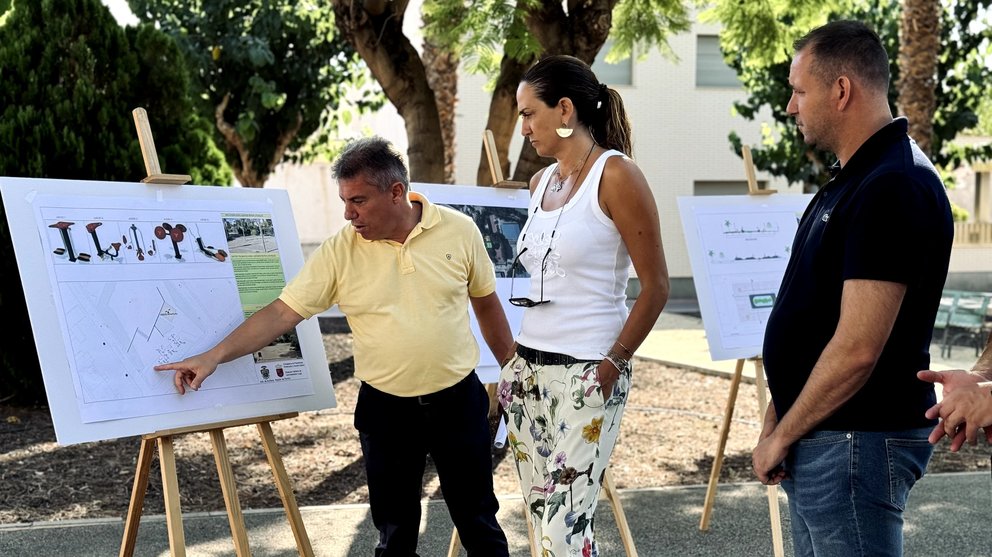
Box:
[355,371,509,557]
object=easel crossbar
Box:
[120,414,315,557]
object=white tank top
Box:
[515,149,630,360]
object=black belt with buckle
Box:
[414,371,475,405]
[516,345,598,366]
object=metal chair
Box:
[942,292,991,359]
[935,290,959,359]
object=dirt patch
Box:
[1,332,988,524]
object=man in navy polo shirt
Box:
[753,20,953,556]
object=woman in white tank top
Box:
[497,55,670,555]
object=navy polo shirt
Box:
[763,118,953,431]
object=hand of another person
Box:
[154,353,220,395]
[917,369,986,395]
[917,369,990,446]
[931,381,992,450]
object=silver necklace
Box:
[550,141,596,193]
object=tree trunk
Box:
[485,0,617,182]
[897,0,940,159]
[476,53,534,185]
[511,0,616,181]
[422,38,458,184]
[331,0,445,182]
[214,93,301,188]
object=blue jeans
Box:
[780,428,933,557]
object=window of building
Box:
[591,41,633,86]
[696,35,740,88]
[693,180,764,196]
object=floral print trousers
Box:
[497,352,631,557]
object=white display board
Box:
[1,177,335,445]
[678,194,813,361]
[411,183,531,383]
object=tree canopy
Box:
[330,0,690,183]
[130,0,382,187]
[426,0,692,182]
[0,0,231,403]
[715,0,992,190]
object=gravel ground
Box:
[1,332,988,524]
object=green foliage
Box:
[932,0,992,168]
[971,95,992,137]
[129,0,383,185]
[720,0,992,189]
[701,0,854,70]
[0,0,229,404]
[423,0,539,77]
[609,0,691,62]
[423,0,691,81]
[126,24,232,185]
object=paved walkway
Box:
[2,309,988,556]
[639,311,981,382]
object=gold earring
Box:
[556,123,573,138]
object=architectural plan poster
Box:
[0,177,335,445]
[412,182,531,384]
[678,194,813,361]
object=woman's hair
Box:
[521,55,632,155]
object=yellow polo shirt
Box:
[279,193,496,396]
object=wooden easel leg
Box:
[119,438,155,557]
[602,469,638,556]
[447,529,462,557]
[751,359,785,557]
[699,358,744,531]
[523,503,539,557]
[209,429,251,556]
[158,436,187,557]
[257,421,315,557]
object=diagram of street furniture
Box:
[1,177,336,445]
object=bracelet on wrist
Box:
[602,350,630,374]
[614,340,633,358]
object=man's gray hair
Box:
[331,136,409,192]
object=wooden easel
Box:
[119,108,315,557]
[698,146,784,557]
[481,129,529,189]
[446,131,638,557]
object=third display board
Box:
[678,193,814,361]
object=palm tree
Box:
[897,0,940,158]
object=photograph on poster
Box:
[224,216,278,254]
[443,204,530,278]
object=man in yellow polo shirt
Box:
[155,136,514,556]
